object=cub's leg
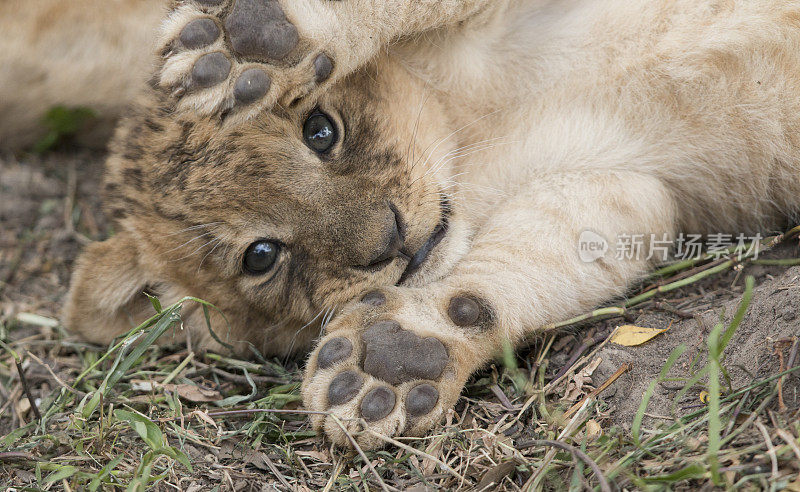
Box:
[156,0,498,122]
[302,171,677,448]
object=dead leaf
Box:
[294,450,329,462]
[245,450,270,471]
[163,383,222,402]
[585,419,602,439]
[561,357,602,402]
[189,410,219,429]
[476,461,516,491]
[609,325,669,346]
[421,438,444,475]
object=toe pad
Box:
[192,52,231,88]
[361,386,396,421]
[234,68,271,104]
[328,370,363,406]
[406,384,439,417]
[180,18,220,49]
[225,0,299,60]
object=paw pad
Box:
[317,337,352,369]
[361,321,448,385]
[233,68,271,104]
[328,370,363,406]
[360,290,386,306]
[447,296,481,326]
[313,54,333,82]
[360,386,396,421]
[225,0,299,60]
[180,18,220,49]
[406,383,439,417]
[191,52,231,88]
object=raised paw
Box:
[302,289,488,449]
[157,0,337,122]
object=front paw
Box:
[301,289,478,449]
[156,0,341,123]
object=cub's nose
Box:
[360,206,404,269]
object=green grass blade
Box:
[633,344,686,445]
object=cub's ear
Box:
[64,231,159,346]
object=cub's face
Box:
[66,61,469,355]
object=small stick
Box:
[329,416,395,492]
[516,439,612,492]
[321,457,345,492]
[15,360,41,421]
[158,407,334,422]
[262,453,293,490]
[0,451,39,463]
[489,384,517,410]
[787,337,799,370]
[552,335,605,381]
[564,362,632,419]
[26,352,90,400]
[543,327,618,396]
[365,429,470,485]
[776,428,800,462]
[522,399,594,490]
[653,301,694,319]
[754,418,779,480]
[775,346,787,413]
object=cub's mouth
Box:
[397,198,451,284]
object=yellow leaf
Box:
[585,419,603,439]
[699,390,709,404]
[609,325,669,346]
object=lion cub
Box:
[50,0,800,447]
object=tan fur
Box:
[0,0,164,149]
[5,0,800,447]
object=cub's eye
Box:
[243,241,279,274]
[302,112,337,154]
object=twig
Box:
[544,328,618,395]
[262,453,293,490]
[552,334,606,381]
[15,360,41,421]
[522,398,594,490]
[516,439,612,492]
[158,407,335,423]
[490,384,517,410]
[776,429,800,462]
[365,428,471,485]
[186,360,290,385]
[653,301,694,319]
[0,452,39,463]
[329,415,395,492]
[754,418,778,480]
[787,337,799,370]
[26,352,94,402]
[775,346,788,413]
[564,362,631,419]
[322,457,345,492]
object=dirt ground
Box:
[1,151,107,322]
[1,149,799,490]
[594,265,800,429]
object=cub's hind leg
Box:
[302,171,678,448]
[156,0,501,123]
